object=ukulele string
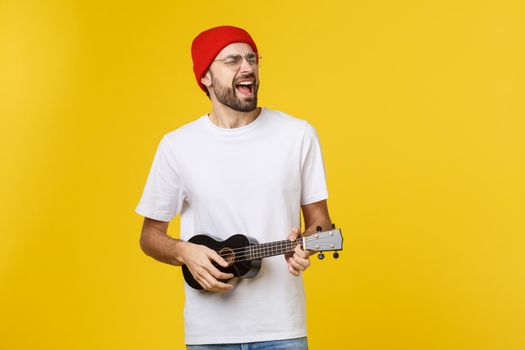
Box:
[212,234,328,257]
[216,243,299,260]
[221,244,333,262]
[217,239,338,262]
[214,234,336,258]
[229,245,338,263]
[214,235,321,258]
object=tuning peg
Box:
[333,251,339,259]
[318,252,325,260]
[316,226,322,232]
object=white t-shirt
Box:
[135,107,328,345]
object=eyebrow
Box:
[224,53,256,58]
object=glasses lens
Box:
[246,54,258,64]
[224,56,241,66]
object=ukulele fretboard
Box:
[247,239,301,260]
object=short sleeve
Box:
[135,136,186,222]
[300,122,329,205]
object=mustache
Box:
[234,74,257,84]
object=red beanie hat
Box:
[191,25,258,92]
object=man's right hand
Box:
[178,241,234,292]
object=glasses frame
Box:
[212,53,262,70]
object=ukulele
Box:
[182,225,343,290]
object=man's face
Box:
[203,42,259,112]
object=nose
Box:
[239,56,255,74]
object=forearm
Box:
[139,226,188,266]
[301,199,332,236]
[303,218,332,235]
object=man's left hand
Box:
[285,227,312,276]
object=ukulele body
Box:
[181,234,261,290]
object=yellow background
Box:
[1,0,524,349]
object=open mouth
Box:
[235,80,255,97]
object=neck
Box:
[208,104,261,129]
[247,239,302,260]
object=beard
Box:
[210,72,258,112]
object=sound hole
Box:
[219,247,235,266]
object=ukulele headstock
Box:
[303,224,343,260]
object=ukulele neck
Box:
[248,239,302,260]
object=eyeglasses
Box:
[213,53,262,70]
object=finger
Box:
[294,245,310,259]
[204,273,233,292]
[288,227,301,241]
[211,280,234,291]
[208,250,230,268]
[288,256,307,271]
[190,266,218,291]
[195,274,212,291]
[286,254,305,272]
[293,253,311,269]
[287,261,300,276]
[200,270,233,292]
[201,265,233,288]
[208,264,234,280]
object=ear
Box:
[201,70,212,88]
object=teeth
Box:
[237,81,253,86]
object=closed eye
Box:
[223,55,242,65]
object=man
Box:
[136,25,332,349]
